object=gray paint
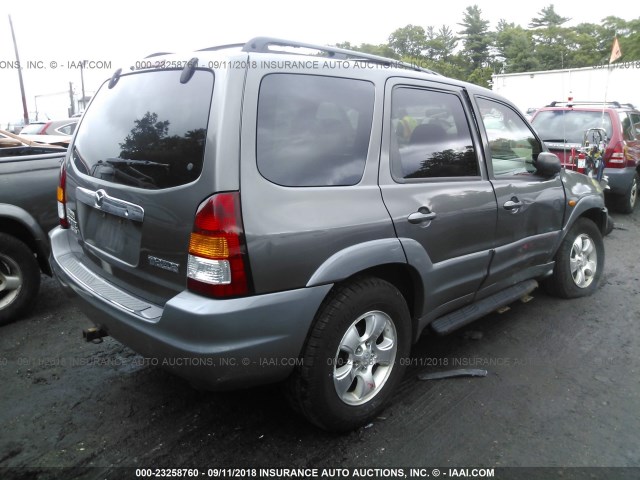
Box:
[49,46,609,391]
[306,238,407,287]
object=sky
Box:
[2,0,640,124]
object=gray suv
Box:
[50,38,609,431]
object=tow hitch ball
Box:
[83,327,108,343]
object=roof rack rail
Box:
[145,52,173,58]
[196,43,245,52]
[241,36,439,75]
[547,100,624,108]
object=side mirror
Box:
[534,152,561,177]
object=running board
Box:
[430,279,538,335]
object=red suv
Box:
[531,101,640,213]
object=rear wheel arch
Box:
[304,239,423,341]
[354,264,423,340]
[292,263,422,373]
[308,263,423,343]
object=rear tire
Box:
[544,218,604,299]
[287,277,411,432]
[615,173,638,214]
[0,233,40,326]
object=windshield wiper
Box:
[102,157,169,168]
[542,139,569,143]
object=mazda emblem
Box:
[95,189,106,207]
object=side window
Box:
[619,112,633,141]
[390,87,479,180]
[627,112,640,141]
[256,74,374,187]
[57,123,77,135]
[477,97,542,176]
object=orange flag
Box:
[610,37,622,64]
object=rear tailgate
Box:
[543,142,581,169]
[63,67,217,305]
[531,109,614,170]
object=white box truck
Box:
[491,64,640,114]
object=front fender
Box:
[554,197,608,252]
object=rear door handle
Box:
[408,208,437,224]
[503,198,523,211]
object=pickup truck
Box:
[0,130,66,325]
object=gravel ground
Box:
[1,209,638,480]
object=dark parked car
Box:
[0,130,66,324]
[50,38,609,431]
[531,101,640,213]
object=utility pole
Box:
[8,15,29,126]
[80,61,86,112]
[68,82,75,117]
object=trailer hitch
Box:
[82,327,108,343]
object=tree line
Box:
[335,4,640,88]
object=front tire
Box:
[287,277,411,431]
[0,233,41,326]
[545,218,604,298]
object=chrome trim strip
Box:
[76,187,145,222]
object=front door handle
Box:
[408,207,437,224]
[503,198,523,211]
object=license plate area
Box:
[76,187,144,267]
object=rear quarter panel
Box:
[239,63,398,294]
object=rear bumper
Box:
[49,227,332,390]
[604,167,636,195]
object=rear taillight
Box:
[57,161,69,228]
[605,141,626,168]
[187,192,251,298]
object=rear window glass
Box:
[256,74,374,187]
[532,110,612,144]
[72,69,214,189]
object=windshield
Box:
[73,69,214,189]
[531,110,612,144]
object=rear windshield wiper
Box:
[102,157,169,168]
